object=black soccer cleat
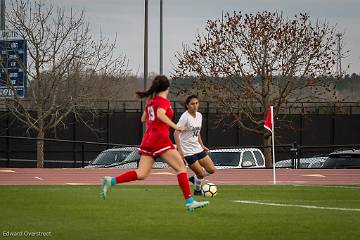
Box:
[188,175,195,184]
[193,189,202,196]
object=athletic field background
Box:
[1,185,359,240]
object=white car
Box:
[275,157,327,168]
[209,148,265,169]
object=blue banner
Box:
[0,33,27,98]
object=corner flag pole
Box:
[271,106,276,185]
[264,106,276,184]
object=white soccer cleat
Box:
[101,176,112,200]
[186,200,209,212]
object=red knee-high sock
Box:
[115,170,138,184]
[177,172,192,200]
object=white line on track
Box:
[233,200,360,212]
[151,172,175,175]
[0,169,15,173]
[302,174,326,177]
[66,183,90,185]
[34,177,44,180]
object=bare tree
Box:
[80,73,142,101]
[2,0,128,167]
[173,11,338,167]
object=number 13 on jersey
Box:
[148,106,155,121]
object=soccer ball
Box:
[201,183,217,197]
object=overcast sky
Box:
[43,0,360,75]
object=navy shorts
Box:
[184,151,207,166]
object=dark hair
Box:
[136,75,170,99]
[185,95,198,110]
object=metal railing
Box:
[1,135,360,168]
[0,136,136,168]
[1,99,360,114]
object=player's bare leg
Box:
[101,155,154,199]
[188,161,206,195]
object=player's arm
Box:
[174,129,184,158]
[174,114,187,158]
[157,108,186,131]
[198,134,209,151]
[141,111,146,123]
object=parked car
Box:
[85,147,137,168]
[209,148,265,169]
[85,147,168,169]
[322,149,360,168]
[275,156,327,169]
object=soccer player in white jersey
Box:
[174,95,216,195]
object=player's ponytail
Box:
[136,75,170,99]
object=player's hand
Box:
[203,146,209,152]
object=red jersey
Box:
[139,96,175,157]
[144,96,174,136]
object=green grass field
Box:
[1,185,360,240]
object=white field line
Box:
[293,185,360,189]
[233,200,360,212]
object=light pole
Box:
[336,33,343,76]
[160,0,163,75]
[0,0,5,30]
[144,0,148,90]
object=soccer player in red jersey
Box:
[101,75,209,211]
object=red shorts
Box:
[138,132,175,157]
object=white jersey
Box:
[176,111,204,156]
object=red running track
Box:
[0,168,360,186]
